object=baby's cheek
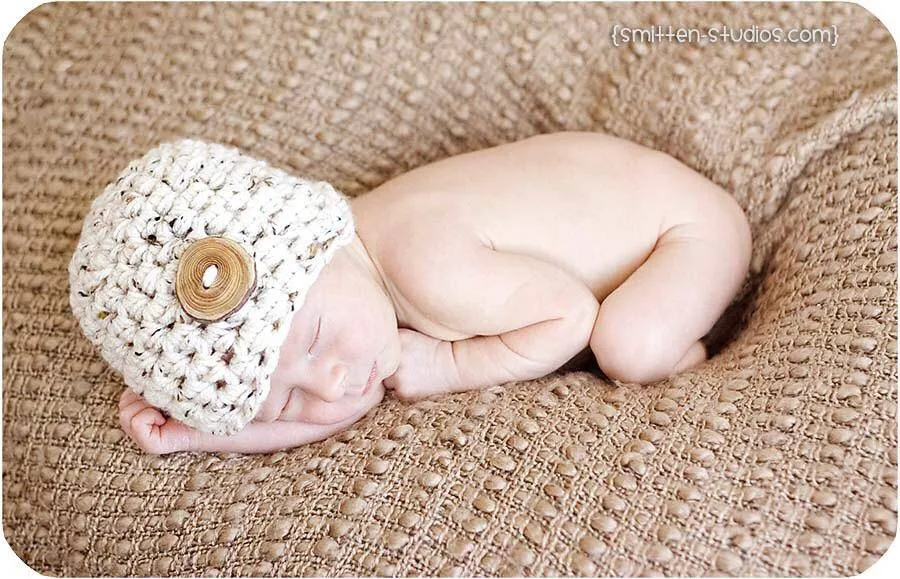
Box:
[255,374,293,423]
[276,308,313,364]
[271,338,306,385]
[276,332,306,362]
[252,393,277,422]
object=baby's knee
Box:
[590,328,660,384]
[589,307,680,384]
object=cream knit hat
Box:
[69,139,355,436]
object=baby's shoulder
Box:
[369,212,488,340]
[354,187,487,264]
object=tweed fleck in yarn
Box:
[68,139,355,435]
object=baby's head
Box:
[69,139,399,436]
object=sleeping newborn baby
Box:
[70,132,751,455]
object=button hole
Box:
[202,265,218,288]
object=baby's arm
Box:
[118,388,361,455]
[385,239,600,399]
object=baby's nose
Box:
[313,361,347,402]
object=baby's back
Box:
[352,132,720,307]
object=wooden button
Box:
[175,237,256,323]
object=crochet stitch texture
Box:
[68,139,355,435]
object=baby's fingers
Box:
[116,391,195,455]
[124,407,195,455]
[135,407,165,430]
[126,407,166,453]
[119,396,162,434]
[118,387,140,410]
[119,394,153,427]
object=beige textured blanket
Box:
[3,2,896,576]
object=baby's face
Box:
[254,244,401,426]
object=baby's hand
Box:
[118,388,196,454]
[119,388,372,455]
[384,329,458,401]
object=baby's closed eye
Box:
[307,316,322,357]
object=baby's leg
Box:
[589,211,750,384]
[671,339,708,374]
